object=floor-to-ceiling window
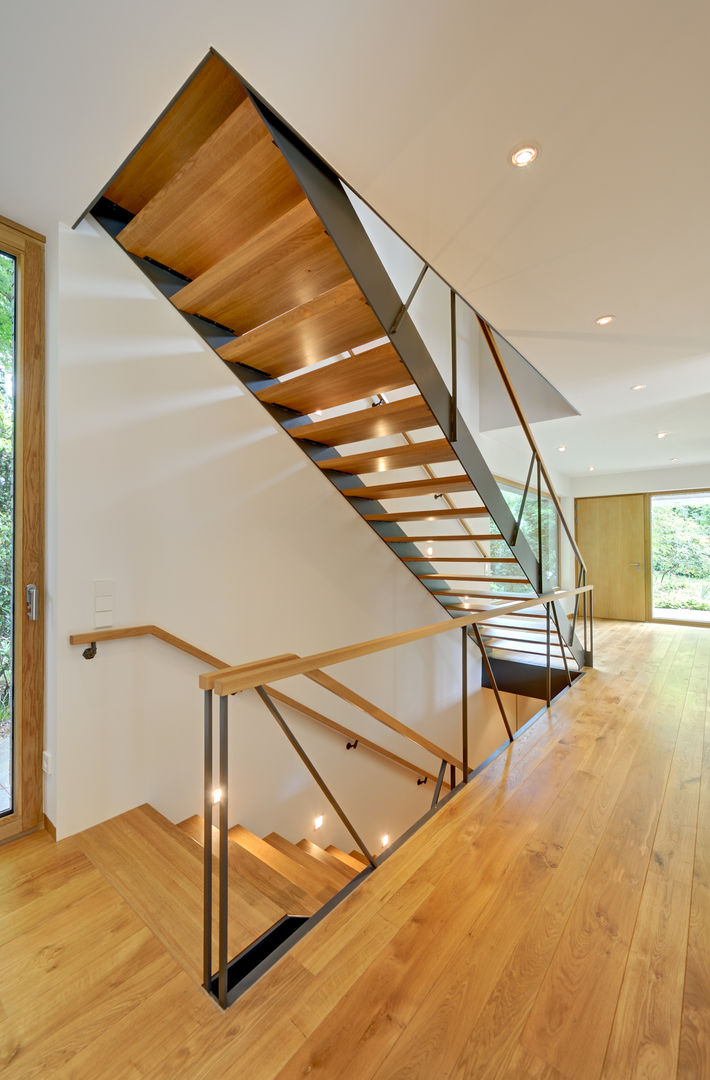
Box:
[0,248,16,815]
[0,215,44,841]
[652,491,710,624]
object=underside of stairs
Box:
[79,49,587,686]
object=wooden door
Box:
[575,495,648,621]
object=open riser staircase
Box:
[82,51,588,684]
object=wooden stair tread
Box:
[383,533,504,542]
[289,396,435,447]
[177,814,318,918]
[105,56,246,215]
[432,589,536,600]
[172,201,350,335]
[256,343,411,413]
[401,556,518,563]
[263,832,350,894]
[228,824,335,905]
[317,439,457,475]
[217,279,383,377]
[349,849,371,866]
[417,574,531,584]
[296,838,359,881]
[364,506,489,522]
[325,846,367,872]
[73,804,280,984]
[342,475,473,500]
[118,97,305,279]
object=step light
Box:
[511,144,538,168]
[212,788,222,804]
[314,814,324,830]
[381,834,390,848]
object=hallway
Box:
[0,619,707,1077]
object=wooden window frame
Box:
[0,215,45,843]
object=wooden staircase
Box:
[83,50,585,678]
[74,803,362,988]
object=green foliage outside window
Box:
[489,483,559,594]
[0,253,14,735]
[652,501,710,612]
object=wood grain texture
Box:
[384,532,504,542]
[104,54,246,214]
[341,474,473,500]
[1,622,705,1079]
[172,201,350,334]
[317,439,457,475]
[289,396,435,447]
[363,505,489,522]
[256,343,411,413]
[117,98,304,278]
[217,278,383,377]
[296,840,358,881]
[575,494,648,620]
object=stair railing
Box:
[199,583,592,1007]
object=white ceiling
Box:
[2,0,709,482]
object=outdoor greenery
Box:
[489,483,559,594]
[0,253,14,737]
[652,501,710,614]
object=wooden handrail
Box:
[264,686,450,790]
[476,315,587,574]
[67,628,451,780]
[202,586,593,696]
[304,669,463,771]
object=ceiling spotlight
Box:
[630,384,646,391]
[510,144,539,168]
[671,457,679,462]
[595,314,614,326]
[588,466,596,472]
[557,445,566,453]
[657,431,669,439]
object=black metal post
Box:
[472,624,514,742]
[450,289,457,443]
[203,690,213,991]
[536,460,543,594]
[512,452,536,545]
[431,758,447,808]
[461,626,468,781]
[546,603,552,707]
[589,587,594,665]
[256,687,377,867]
[550,603,573,688]
[218,694,229,1008]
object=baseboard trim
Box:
[43,814,57,841]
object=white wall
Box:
[49,219,529,847]
[571,463,710,499]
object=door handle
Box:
[628,562,641,571]
[25,584,38,621]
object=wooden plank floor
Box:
[1,619,708,1078]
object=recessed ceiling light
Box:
[510,144,538,168]
[671,457,679,462]
[630,384,646,391]
[588,466,596,472]
[657,431,670,439]
[595,315,614,326]
[557,445,567,452]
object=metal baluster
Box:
[546,602,552,707]
[218,694,229,1008]
[536,459,543,594]
[550,603,573,688]
[203,690,213,991]
[461,626,469,781]
[431,758,447,808]
[450,289,457,443]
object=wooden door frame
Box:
[0,215,45,843]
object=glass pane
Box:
[0,250,15,816]
[651,492,710,622]
[489,483,559,594]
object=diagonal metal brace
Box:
[471,625,514,742]
[256,686,377,867]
